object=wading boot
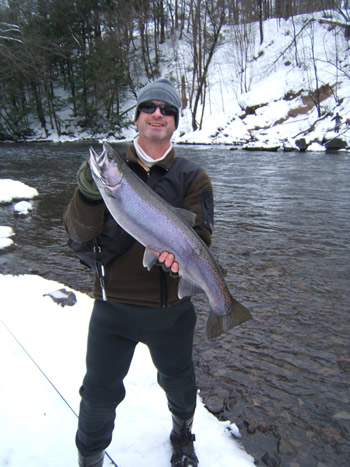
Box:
[78,450,105,467]
[170,414,199,467]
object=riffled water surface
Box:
[1,143,349,466]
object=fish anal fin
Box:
[143,247,159,270]
[206,297,252,339]
[178,277,203,299]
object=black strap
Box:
[93,239,107,301]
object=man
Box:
[331,112,342,133]
[64,79,214,467]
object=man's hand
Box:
[77,160,102,201]
[158,251,179,275]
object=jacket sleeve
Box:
[63,189,106,243]
[183,169,214,247]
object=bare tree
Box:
[231,21,256,94]
[188,0,226,130]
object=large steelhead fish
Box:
[89,142,252,338]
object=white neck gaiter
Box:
[134,137,172,168]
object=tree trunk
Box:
[31,82,48,137]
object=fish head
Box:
[89,145,124,188]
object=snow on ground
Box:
[29,11,350,151]
[5,13,350,150]
[0,275,254,467]
[0,181,254,466]
[1,12,349,465]
[163,12,350,149]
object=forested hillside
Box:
[0,0,349,142]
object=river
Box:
[0,142,349,466]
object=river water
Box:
[0,142,349,466]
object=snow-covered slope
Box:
[172,12,350,150]
[27,11,350,151]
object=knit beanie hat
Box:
[134,79,181,128]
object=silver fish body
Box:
[89,142,252,338]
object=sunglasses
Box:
[138,101,178,117]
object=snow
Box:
[23,11,348,152]
[0,225,14,249]
[0,275,254,466]
[0,183,254,466]
[14,200,33,216]
[0,179,39,203]
[169,12,350,149]
[306,141,326,152]
[1,12,349,463]
[0,179,38,251]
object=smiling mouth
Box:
[149,122,164,127]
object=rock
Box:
[333,411,350,420]
[242,409,258,434]
[261,451,281,466]
[295,138,308,151]
[323,137,347,150]
[204,394,225,414]
[277,437,298,455]
[242,142,281,151]
[224,395,237,411]
[43,288,77,307]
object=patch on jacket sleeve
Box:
[201,189,214,232]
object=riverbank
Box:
[4,125,350,153]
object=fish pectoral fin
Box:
[175,207,196,227]
[143,247,159,270]
[178,277,203,299]
[206,297,252,339]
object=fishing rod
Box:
[1,320,118,467]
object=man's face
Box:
[135,100,176,145]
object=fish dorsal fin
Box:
[178,277,203,299]
[175,208,196,227]
[143,247,159,270]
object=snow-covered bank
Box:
[0,274,254,466]
[0,180,254,465]
[174,12,350,151]
[5,12,350,152]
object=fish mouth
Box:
[89,145,124,188]
[89,147,105,177]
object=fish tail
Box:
[206,297,252,339]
